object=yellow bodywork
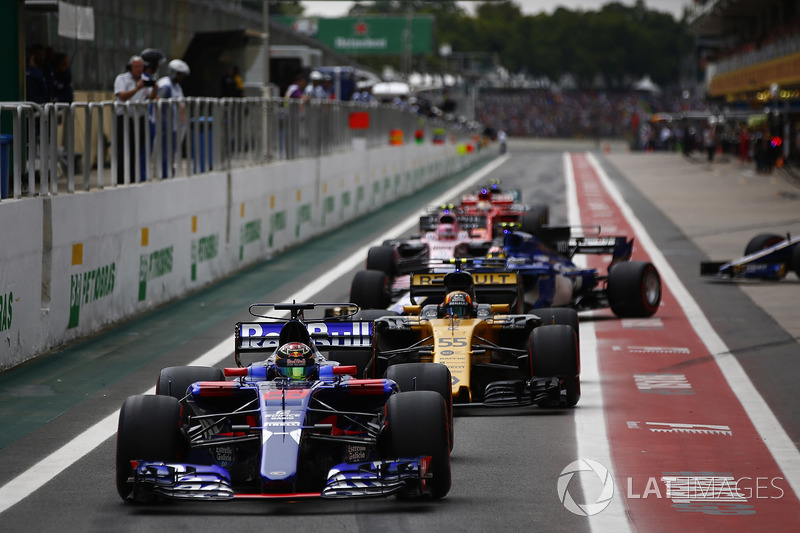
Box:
[406,316,502,402]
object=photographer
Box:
[113,55,155,183]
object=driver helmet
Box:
[441,291,473,318]
[274,342,316,380]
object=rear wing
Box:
[507,226,633,261]
[409,270,523,310]
[235,320,373,356]
[419,213,487,232]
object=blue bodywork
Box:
[471,229,633,311]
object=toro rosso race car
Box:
[367,269,581,408]
[701,232,800,281]
[115,303,451,503]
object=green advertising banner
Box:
[317,16,433,56]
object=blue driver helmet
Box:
[275,342,315,380]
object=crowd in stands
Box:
[476,88,711,140]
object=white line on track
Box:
[583,152,800,506]
[565,153,633,531]
[0,155,510,514]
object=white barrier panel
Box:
[0,145,489,370]
[0,199,44,367]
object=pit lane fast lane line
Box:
[572,152,800,530]
[0,155,510,515]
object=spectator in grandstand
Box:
[113,55,153,183]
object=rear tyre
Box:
[607,261,661,317]
[156,366,224,400]
[520,204,549,235]
[386,391,451,499]
[366,245,396,277]
[350,269,391,309]
[116,394,184,501]
[386,363,454,450]
[530,325,580,407]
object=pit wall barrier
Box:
[0,140,489,370]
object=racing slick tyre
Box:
[533,307,579,346]
[744,233,784,255]
[116,394,184,501]
[745,233,788,280]
[530,325,580,407]
[366,245,396,277]
[350,269,391,309]
[386,363,454,450]
[607,261,661,318]
[520,204,549,235]
[156,366,224,400]
[466,241,493,257]
[385,391,451,499]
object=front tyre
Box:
[116,394,184,501]
[530,325,580,407]
[607,261,661,318]
[385,391,451,499]
[745,233,788,280]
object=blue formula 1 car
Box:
[701,232,800,281]
[350,225,662,318]
[492,226,662,317]
[115,302,451,503]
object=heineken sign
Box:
[317,16,433,56]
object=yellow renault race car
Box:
[370,269,580,408]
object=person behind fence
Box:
[26,44,49,104]
[141,49,166,180]
[284,72,308,100]
[305,70,326,99]
[50,52,73,104]
[113,55,156,184]
[157,59,190,177]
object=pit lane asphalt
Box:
[1,140,798,531]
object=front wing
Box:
[124,457,434,502]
